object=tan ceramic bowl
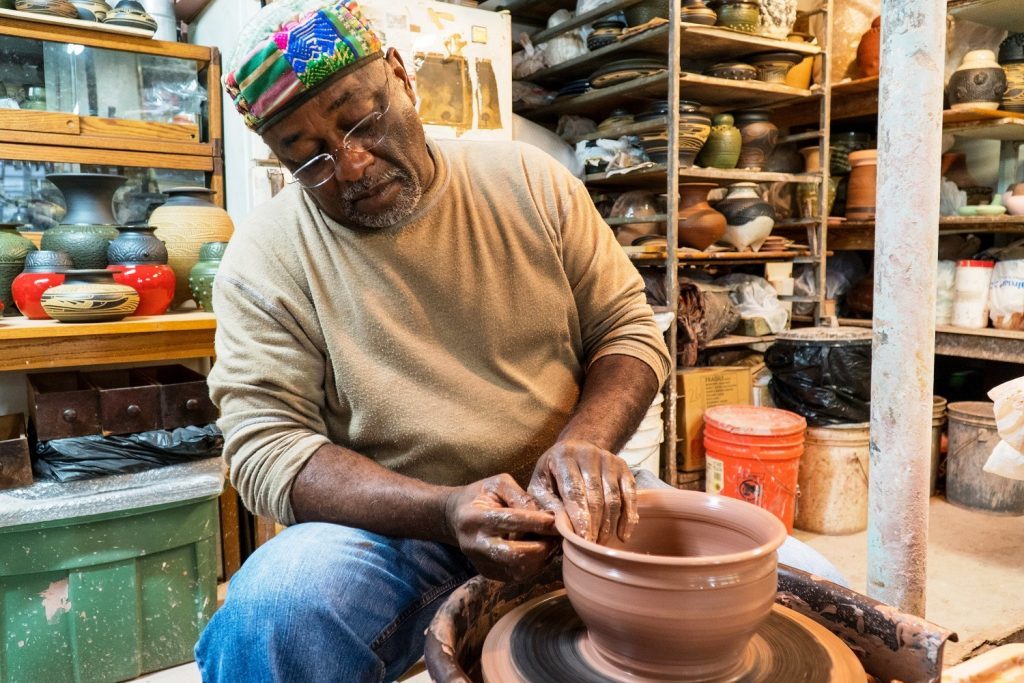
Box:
[557,488,787,681]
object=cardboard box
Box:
[676,367,753,473]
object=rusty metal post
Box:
[868,0,946,617]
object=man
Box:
[195,1,670,680]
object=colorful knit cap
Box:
[224,0,382,133]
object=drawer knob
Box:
[127,404,141,417]
[186,399,200,411]
[62,409,77,423]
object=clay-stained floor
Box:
[794,497,1024,665]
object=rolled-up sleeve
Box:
[558,180,671,387]
[208,267,331,525]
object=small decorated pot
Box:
[102,0,157,32]
[856,17,881,78]
[678,101,713,168]
[0,224,37,316]
[714,182,776,252]
[999,34,1024,113]
[40,269,139,323]
[12,251,73,320]
[107,224,168,266]
[714,0,760,33]
[678,183,726,250]
[705,61,758,81]
[108,264,175,316]
[70,0,111,20]
[681,0,716,26]
[757,0,796,40]
[189,241,227,313]
[696,114,741,169]
[623,0,670,27]
[734,109,779,171]
[14,0,79,18]
[947,49,1007,111]
[846,149,878,220]
[587,19,624,51]
[749,51,803,84]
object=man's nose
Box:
[335,147,374,183]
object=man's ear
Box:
[385,48,416,101]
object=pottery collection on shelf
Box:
[12,251,73,320]
[40,269,139,323]
[845,149,878,221]
[149,186,234,308]
[680,0,716,26]
[715,182,776,251]
[678,183,727,250]
[999,33,1024,113]
[856,17,881,78]
[0,224,37,317]
[189,241,227,313]
[696,114,741,169]
[734,109,779,171]
[41,173,124,271]
[947,49,1008,111]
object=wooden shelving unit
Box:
[586,164,818,187]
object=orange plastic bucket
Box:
[703,405,807,532]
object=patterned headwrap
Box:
[224,0,383,133]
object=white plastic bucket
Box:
[952,260,995,328]
[794,423,870,534]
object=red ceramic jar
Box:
[12,271,65,319]
[107,264,175,316]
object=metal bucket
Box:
[931,396,947,495]
[947,402,1024,515]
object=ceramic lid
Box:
[703,405,807,437]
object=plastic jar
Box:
[952,260,995,329]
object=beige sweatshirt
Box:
[209,138,671,525]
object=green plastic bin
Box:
[1,462,222,683]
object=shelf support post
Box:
[662,0,681,486]
[868,0,946,617]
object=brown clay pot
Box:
[678,183,726,250]
[734,110,779,171]
[856,17,881,78]
[846,149,878,220]
[557,488,787,681]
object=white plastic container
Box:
[989,259,1024,330]
[952,259,995,328]
[936,260,957,325]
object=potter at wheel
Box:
[480,591,865,683]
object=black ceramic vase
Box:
[41,173,124,270]
[107,224,168,265]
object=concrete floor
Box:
[794,497,1024,665]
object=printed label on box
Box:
[707,456,724,494]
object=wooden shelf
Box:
[479,0,572,23]
[944,109,1024,141]
[705,334,777,349]
[528,25,671,85]
[0,7,153,38]
[776,216,1024,250]
[948,0,1024,32]
[0,312,216,371]
[626,247,808,265]
[523,0,645,48]
[775,76,878,128]
[833,317,1024,364]
[586,163,818,187]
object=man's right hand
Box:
[443,474,558,583]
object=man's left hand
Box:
[528,439,638,545]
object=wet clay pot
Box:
[734,109,778,171]
[12,251,73,319]
[42,173,124,270]
[856,17,881,78]
[948,49,1007,111]
[678,183,726,250]
[40,269,139,323]
[999,34,1024,113]
[188,241,227,312]
[846,149,878,220]
[0,224,37,316]
[107,224,168,266]
[108,264,175,316]
[557,488,786,681]
[716,182,776,251]
[714,0,760,33]
[149,187,233,307]
[681,0,716,25]
[696,113,741,169]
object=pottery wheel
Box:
[481,590,865,683]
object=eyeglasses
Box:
[290,70,392,189]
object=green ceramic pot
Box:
[41,224,120,270]
[41,173,125,269]
[715,0,760,33]
[697,113,741,169]
[0,224,37,316]
[188,241,227,313]
[623,0,669,27]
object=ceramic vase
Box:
[102,0,157,32]
[999,34,1024,113]
[705,62,759,80]
[845,149,878,220]
[107,224,168,266]
[70,0,111,20]
[108,264,175,316]
[557,489,786,681]
[14,0,79,18]
[149,187,233,307]
[948,50,1008,111]
[0,224,37,317]
[678,183,726,250]
[757,0,796,39]
[734,110,778,171]
[856,17,881,78]
[610,192,661,246]
[1004,184,1024,216]
[42,173,124,270]
[587,20,623,51]
[678,101,712,168]
[715,182,776,251]
[749,51,803,84]
[41,269,139,323]
[796,146,838,218]
[681,0,716,25]
[784,34,814,89]
[189,241,227,313]
[696,114,741,169]
[623,0,669,26]
[714,0,760,33]
[12,251,73,319]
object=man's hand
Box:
[528,439,638,545]
[443,474,558,583]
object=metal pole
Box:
[868,0,946,617]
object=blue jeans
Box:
[194,523,476,683]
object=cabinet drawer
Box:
[84,370,162,436]
[138,365,218,430]
[0,413,31,490]
[28,372,100,441]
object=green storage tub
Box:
[0,459,223,683]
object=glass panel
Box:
[0,160,206,229]
[0,36,205,128]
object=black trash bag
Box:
[33,424,223,482]
[765,341,871,426]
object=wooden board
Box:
[0,7,154,37]
[948,0,1024,33]
[0,110,79,135]
[627,248,807,263]
[944,110,1024,141]
[0,142,214,171]
[586,163,817,187]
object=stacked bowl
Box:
[618,393,664,476]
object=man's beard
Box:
[338,167,423,229]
